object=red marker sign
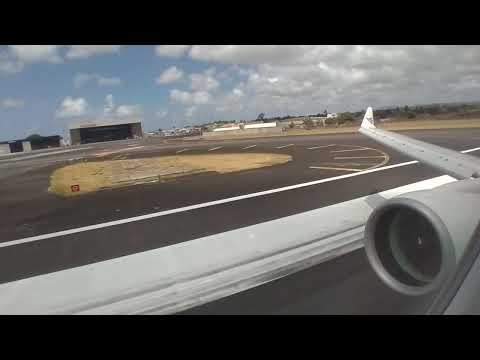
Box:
[71,185,80,193]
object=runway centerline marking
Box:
[242,145,257,150]
[307,144,335,150]
[309,166,364,172]
[208,146,223,152]
[176,148,190,154]
[276,144,294,149]
[1,146,479,249]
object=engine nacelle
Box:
[364,179,480,296]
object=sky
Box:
[1,45,480,141]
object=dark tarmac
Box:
[1,128,479,314]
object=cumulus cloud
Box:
[74,73,122,88]
[9,45,62,63]
[167,67,221,110]
[156,66,184,84]
[185,106,196,117]
[1,98,25,109]
[116,104,141,117]
[190,68,219,91]
[0,54,23,74]
[1,45,124,75]
[189,45,304,65]
[55,97,88,118]
[98,76,122,87]
[155,45,191,58]
[103,94,115,116]
[66,45,123,59]
[177,45,480,121]
[0,46,60,75]
[170,89,212,105]
[102,94,140,118]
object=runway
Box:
[1,128,479,313]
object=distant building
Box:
[30,135,62,150]
[0,139,32,154]
[244,122,277,129]
[0,135,63,155]
[69,119,143,145]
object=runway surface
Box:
[1,128,479,313]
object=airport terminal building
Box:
[69,120,143,145]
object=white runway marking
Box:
[176,148,190,154]
[2,146,479,249]
[208,146,223,152]
[463,147,480,153]
[276,144,294,149]
[330,148,373,153]
[318,162,380,167]
[242,145,257,150]
[334,155,386,160]
[307,144,335,150]
[309,166,364,172]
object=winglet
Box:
[361,107,375,130]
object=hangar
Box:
[0,135,63,155]
[0,139,32,154]
[69,120,143,145]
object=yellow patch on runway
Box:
[49,153,292,197]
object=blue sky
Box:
[1,45,480,141]
[0,45,237,140]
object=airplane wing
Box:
[359,107,480,180]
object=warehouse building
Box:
[0,135,63,155]
[69,120,143,145]
[29,135,62,150]
[0,139,32,154]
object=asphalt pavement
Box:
[1,128,479,313]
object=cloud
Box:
[103,94,115,116]
[232,88,244,97]
[0,54,23,74]
[116,105,141,117]
[180,46,480,120]
[156,66,184,85]
[98,76,122,87]
[189,45,304,65]
[102,94,140,118]
[170,89,212,105]
[190,68,219,91]
[74,73,122,88]
[66,45,123,59]
[1,45,123,75]
[1,98,25,109]
[9,45,62,63]
[185,106,196,117]
[155,45,191,58]
[1,46,60,75]
[55,97,88,118]
[167,67,219,108]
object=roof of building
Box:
[0,135,61,145]
[0,139,28,145]
[69,119,141,130]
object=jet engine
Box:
[364,179,480,296]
